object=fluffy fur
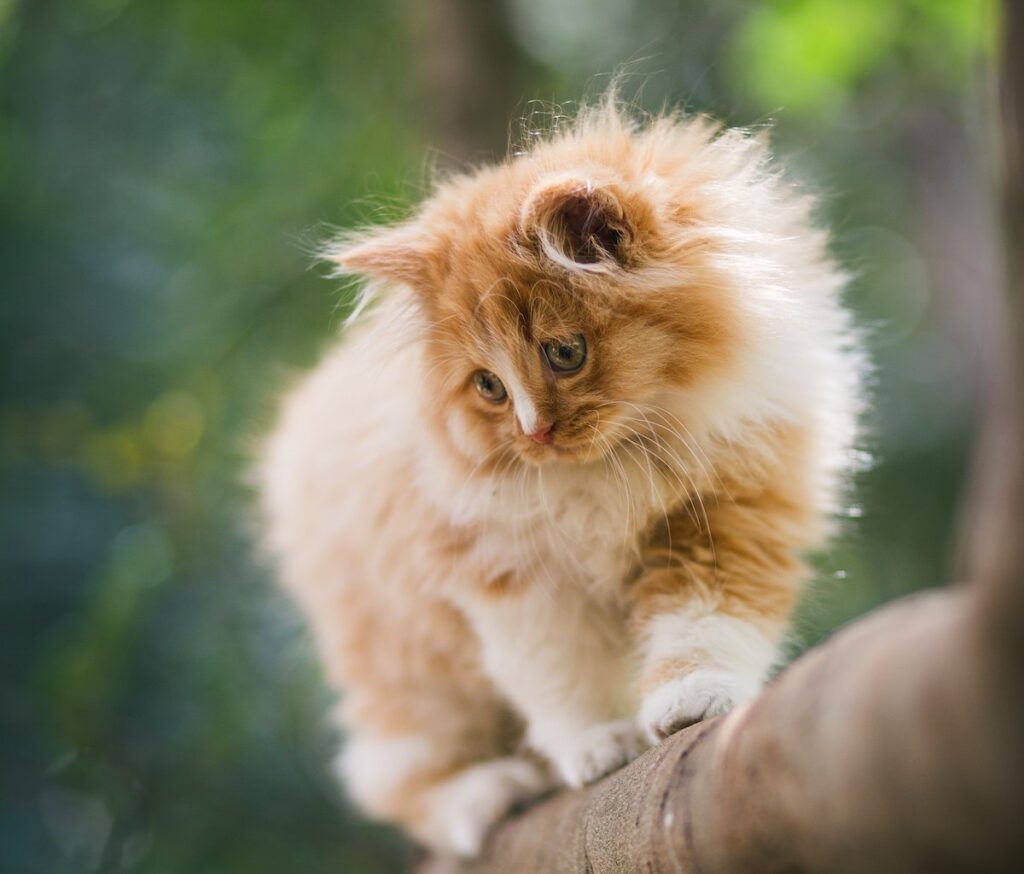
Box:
[258,99,865,856]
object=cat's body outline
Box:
[258,98,865,856]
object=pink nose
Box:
[528,424,554,445]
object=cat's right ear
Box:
[519,174,636,273]
[324,224,432,288]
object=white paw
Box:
[640,668,758,744]
[423,757,552,857]
[542,719,648,788]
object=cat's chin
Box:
[516,436,620,466]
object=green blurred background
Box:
[0,1,1000,871]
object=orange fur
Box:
[258,98,865,855]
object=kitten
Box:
[258,98,864,856]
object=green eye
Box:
[542,334,587,373]
[474,370,507,402]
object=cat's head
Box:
[326,105,824,471]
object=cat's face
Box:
[424,269,672,468]
[332,122,750,471]
[414,256,738,470]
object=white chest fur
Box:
[438,440,688,597]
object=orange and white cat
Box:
[258,99,864,856]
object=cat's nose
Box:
[528,424,555,444]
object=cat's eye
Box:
[542,334,587,374]
[474,370,507,402]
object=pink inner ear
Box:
[557,193,625,264]
[521,177,630,268]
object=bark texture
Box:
[421,6,1024,873]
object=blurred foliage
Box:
[731,0,995,114]
[0,0,997,872]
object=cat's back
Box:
[259,308,425,601]
[258,312,494,704]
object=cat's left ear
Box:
[324,224,433,288]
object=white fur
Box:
[421,757,552,856]
[341,734,553,856]
[512,386,540,436]
[640,669,756,743]
[543,718,647,787]
[643,610,779,678]
[459,579,639,778]
[444,457,671,786]
[638,611,778,743]
[423,400,688,594]
[496,351,543,436]
[338,734,437,809]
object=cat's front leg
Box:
[461,581,645,787]
[629,444,820,743]
[636,608,779,742]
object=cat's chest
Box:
[475,455,678,590]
